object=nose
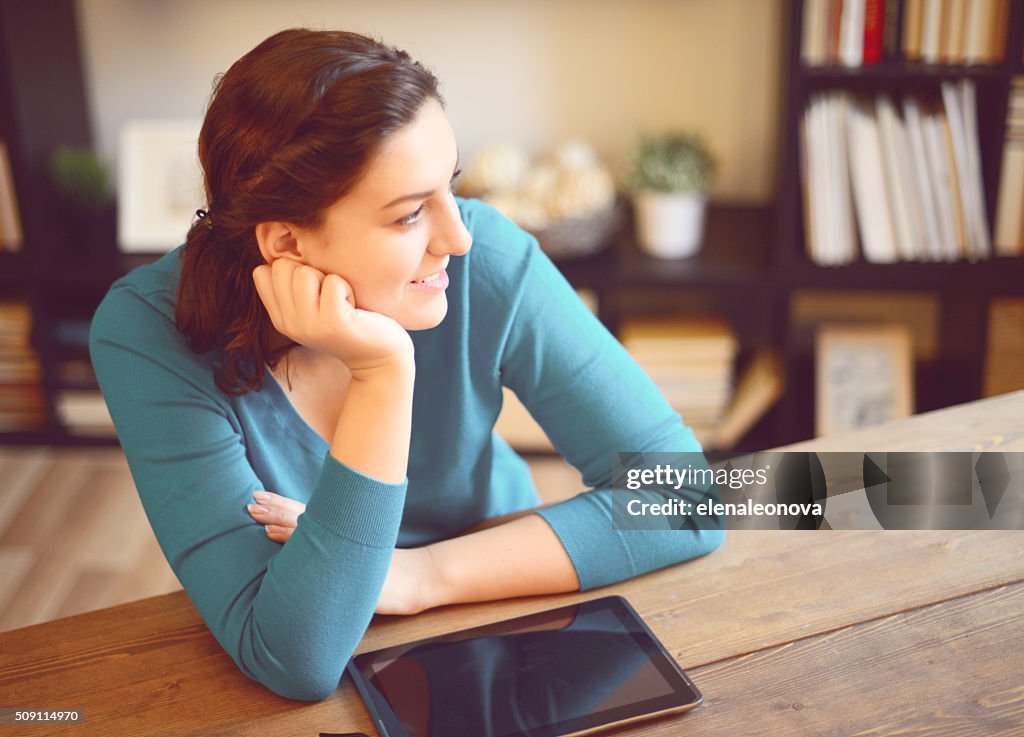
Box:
[428,192,472,257]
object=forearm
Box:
[427,513,580,606]
[330,358,414,484]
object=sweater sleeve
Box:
[89,280,407,701]
[489,217,726,591]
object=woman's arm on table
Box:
[471,203,726,591]
[254,495,577,612]
[90,268,414,702]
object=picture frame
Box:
[815,323,914,436]
[117,119,204,253]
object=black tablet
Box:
[347,595,702,737]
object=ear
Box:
[254,221,309,265]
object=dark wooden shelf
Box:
[556,204,773,291]
[36,251,163,292]
[0,429,52,445]
[783,255,1024,294]
[799,62,1008,86]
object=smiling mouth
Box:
[411,270,443,284]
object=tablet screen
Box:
[348,596,702,737]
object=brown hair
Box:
[175,28,442,395]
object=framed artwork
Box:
[815,323,914,436]
[118,119,204,252]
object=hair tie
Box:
[195,208,213,229]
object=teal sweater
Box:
[89,197,724,701]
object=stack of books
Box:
[619,316,739,448]
[0,301,46,432]
[994,78,1024,257]
[801,0,1008,67]
[54,390,115,437]
[801,80,990,265]
[51,317,115,437]
[983,297,1024,398]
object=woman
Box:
[89,28,724,702]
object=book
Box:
[830,94,858,264]
[946,0,968,63]
[902,97,946,261]
[902,0,924,60]
[919,0,943,63]
[994,84,1024,256]
[828,0,845,64]
[801,97,820,262]
[620,316,738,437]
[803,93,859,265]
[862,0,885,64]
[840,0,867,66]
[875,96,921,260]
[54,390,115,436]
[932,105,968,258]
[802,0,831,66]
[922,104,963,260]
[847,99,898,263]
[619,316,739,359]
[992,0,1008,63]
[957,80,992,257]
[983,298,1024,397]
[964,0,997,65]
[882,0,905,61]
[712,348,784,451]
[940,80,990,260]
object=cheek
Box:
[349,252,421,309]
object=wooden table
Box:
[2,392,1024,736]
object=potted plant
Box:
[626,132,716,258]
[48,146,117,264]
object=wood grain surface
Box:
[1,392,1023,736]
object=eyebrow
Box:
[379,156,461,211]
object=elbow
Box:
[695,526,726,557]
[268,679,338,703]
[232,640,348,702]
[245,665,342,702]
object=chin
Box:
[400,298,449,331]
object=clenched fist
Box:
[252,259,414,380]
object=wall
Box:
[76,0,783,203]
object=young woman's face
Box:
[298,98,472,331]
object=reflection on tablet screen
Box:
[351,596,701,737]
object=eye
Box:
[397,204,425,227]
[449,168,463,193]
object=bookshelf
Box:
[2,0,1023,452]
[772,0,1024,445]
[0,0,102,444]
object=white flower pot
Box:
[633,191,708,258]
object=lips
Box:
[407,267,450,292]
[411,270,443,284]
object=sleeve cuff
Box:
[302,451,408,549]
[536,491,636,591]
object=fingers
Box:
[253,260,328,337]
[271,258,299,320]
[292,264,324,323]
[247,490,306,532]
[320,272,357,321]
[252,264,284,331]
[264,525,292,543]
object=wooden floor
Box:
[0,445,582,633]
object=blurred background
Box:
[0,0,1021,631]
